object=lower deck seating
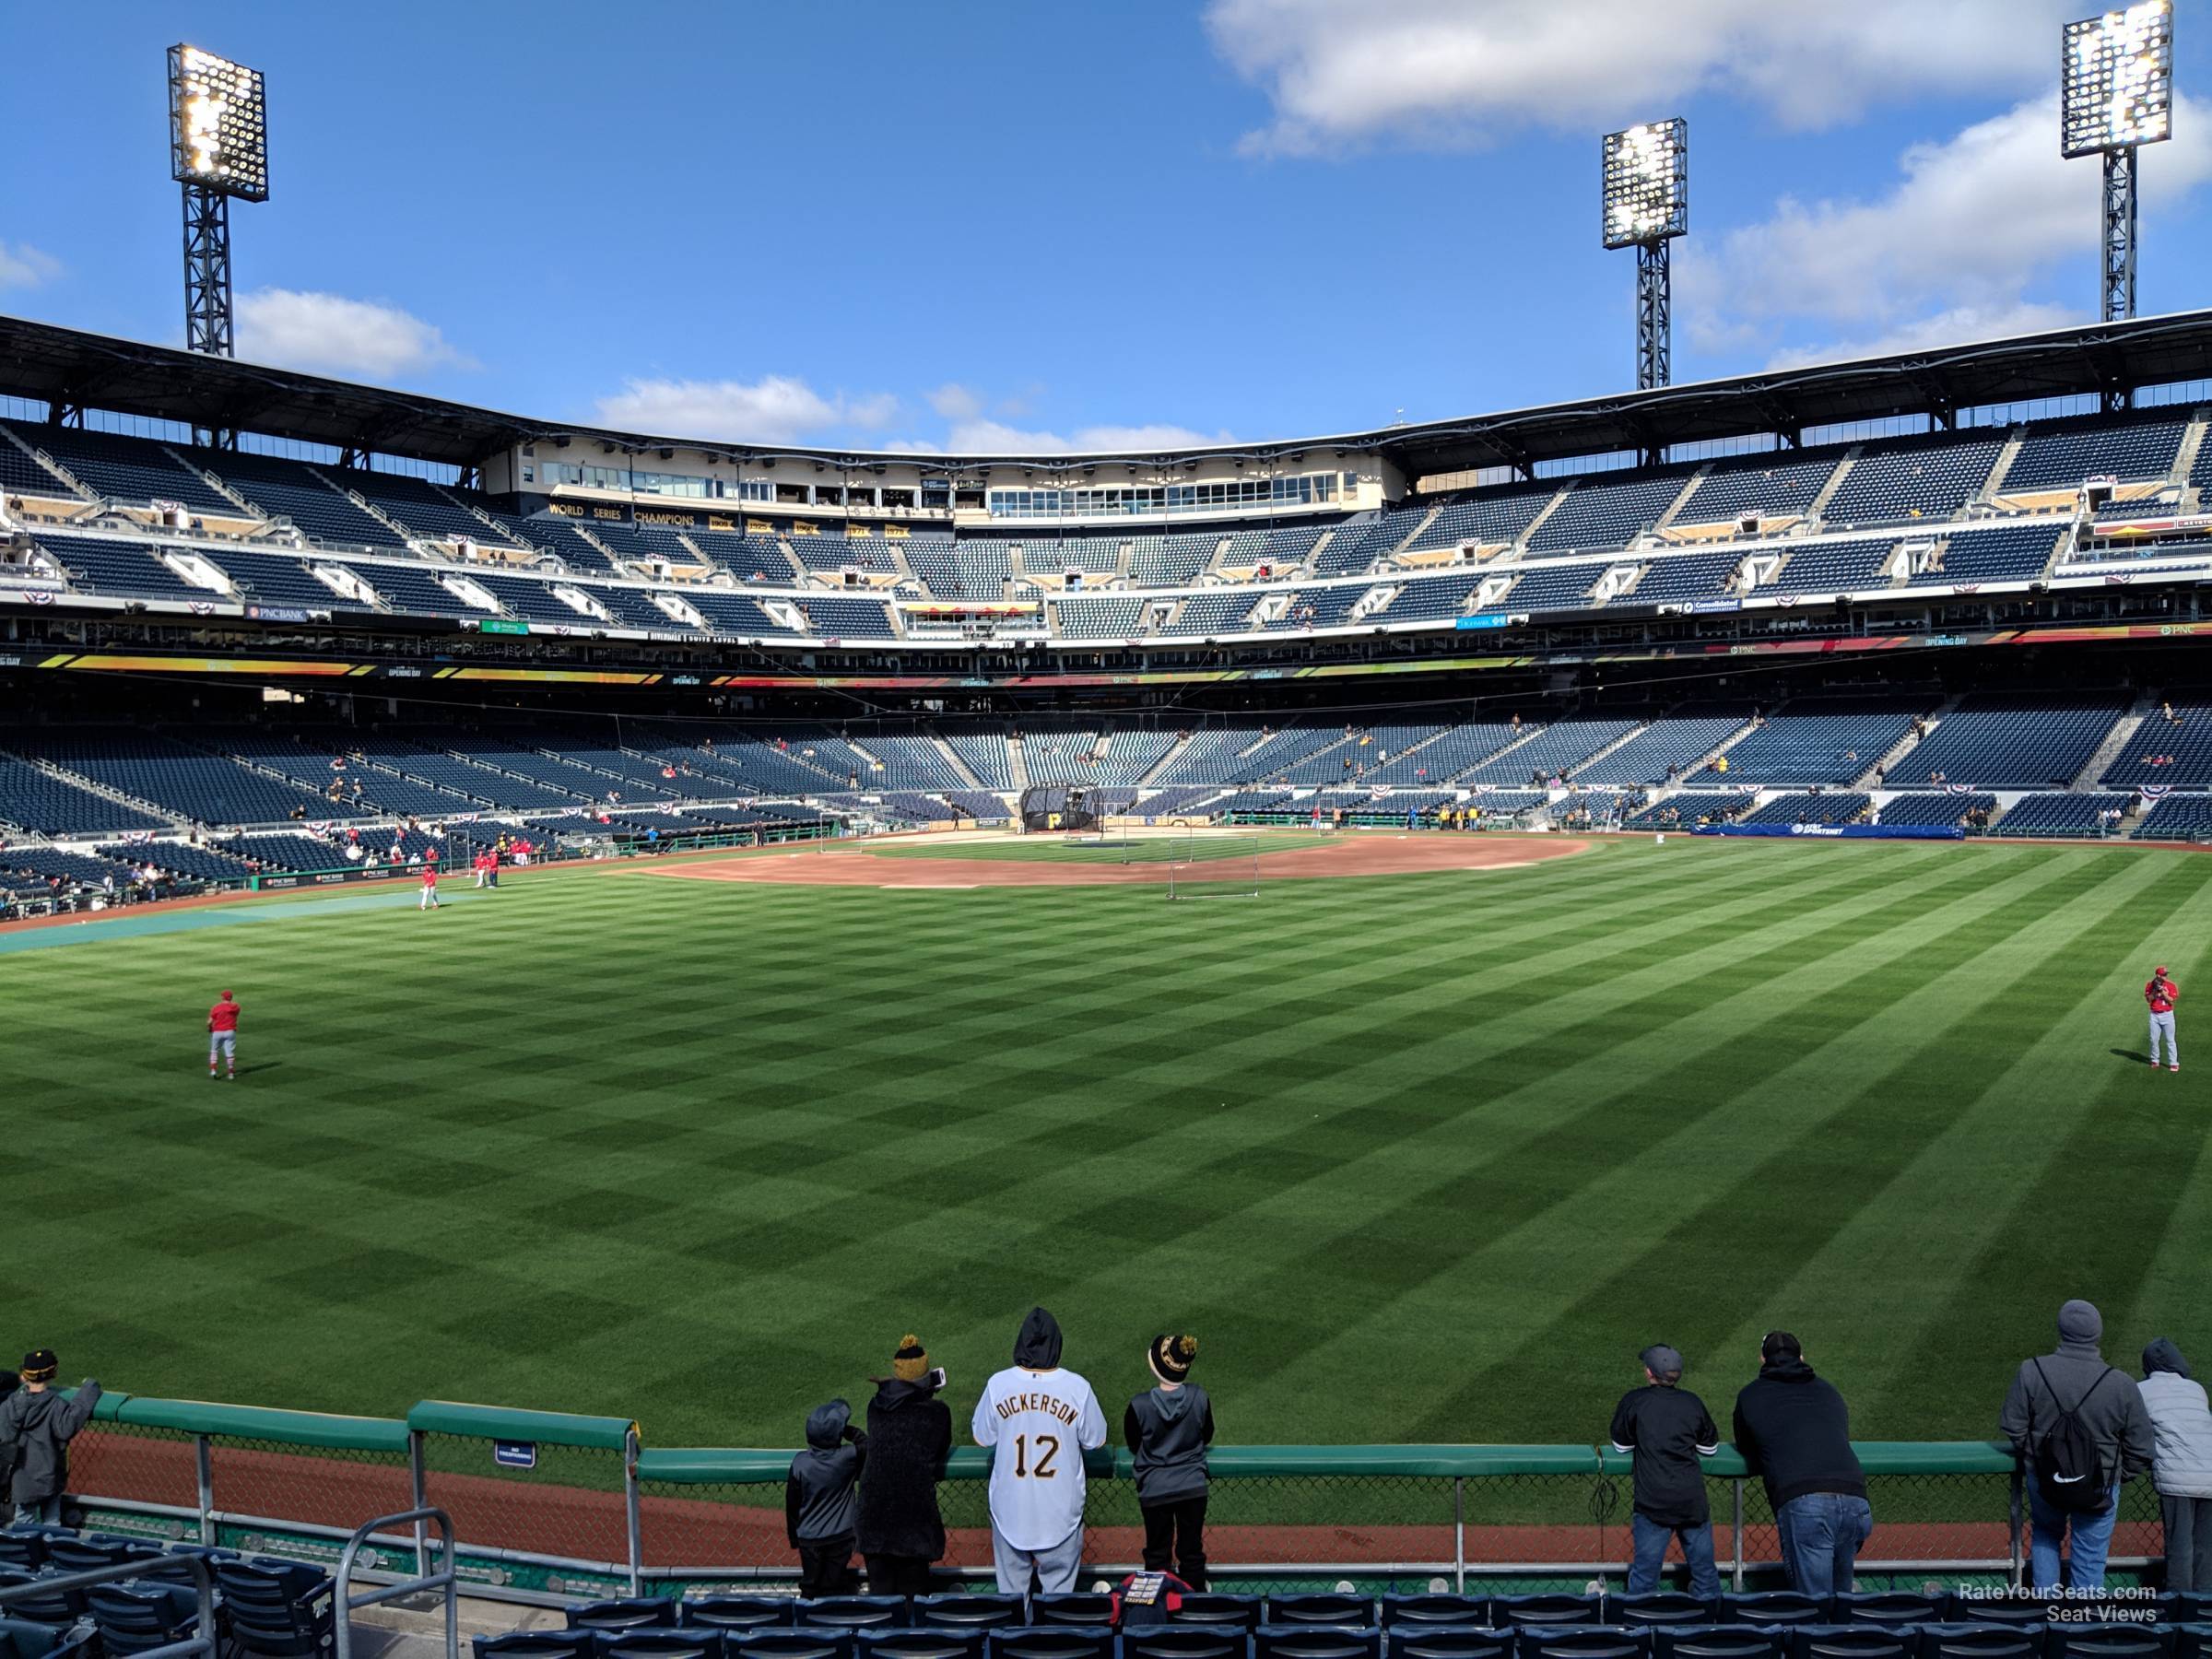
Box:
[1989,793,2130,838]
[1738,792,1871,827]
[2134,794,2212,841]
[1874,792,1994,828]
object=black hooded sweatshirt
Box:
[1732,1357,1866,1510]
[1015,1307,1063,1369]
[786,1398,866,1547]
[854,1377,951,1560]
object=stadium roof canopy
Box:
[5,308,2212,478]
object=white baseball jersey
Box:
[971,1365,1108,1549]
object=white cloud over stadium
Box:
[235,289,469,377]
[594,376,900,445]
[0,240,62,290]
[1206,0,2071,153]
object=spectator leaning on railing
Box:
[1731,1331,1871,1595]
[853,1334,950,1597]
[1609,1343,1722,1597]
[0,1350,101,1526]
[2000,1299,2154,1592]
[2140,1338,2212,1593]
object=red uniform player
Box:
[419,863,441,912]
[207,990,241,1080]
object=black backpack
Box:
[2030,1359,2116,1512]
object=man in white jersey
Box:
[971,1307,1107,1595]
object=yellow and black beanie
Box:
[1148,1333,1197,1384]
[892,1334,929,1382]
[19,1349,57,1384]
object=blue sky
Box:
[6,0,2212,454]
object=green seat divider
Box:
[407,1399,637,1452]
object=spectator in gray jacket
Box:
[2142,1339,2212,1592]
[0,1350,101,1525]
[1999,1300,2155,1591]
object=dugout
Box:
[1020,783,1100,833]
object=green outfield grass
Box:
[865,830,1313,865]
[9,835,2209,1453]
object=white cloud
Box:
[594,376,900,444]
[927,382,983,419]
[0,241,61,290]
[1678,91,2212,364]
[1766,301,2087,371]
[939,418,1235,455]
[1206,0,2069,154]
[235,288,466,377]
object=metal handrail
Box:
[334,1505,458,1659]
[0,1550,218,1659]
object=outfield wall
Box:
[53,1387,2165,1604]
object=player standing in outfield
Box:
[419,862,441,912]
[2147,966,2181,1072]
[206,990,240,1080]
[972,1307,1107,1595]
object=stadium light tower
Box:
[1602,120,1688,391]
[168,43,268,367]
[2062,1,2172,339]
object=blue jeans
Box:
[1630,1511,1720,1597]
[1776,1492,1874,1596]
[2029,1479,2121,1591]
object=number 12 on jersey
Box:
[1011,1432,1060,1477]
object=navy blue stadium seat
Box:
[858,1631,989,1659]
[913,1597,1023,1630]
[86,1582,200,1657]
[1721,1598,1831,1628]
[1123,1630,1253,1659]
[679,1601,794,1634]
[0,1569,81,1625]
[1384,1631,1513,1659]
[731,1635,855,1659]
[43,1535,159,1573]
[1911,1626,2041,1659]
[1028,1596,1116,1629]
[1383,1599,1494,1630]
[477,1636,600,1659]
[986,1630,1114,1659]
[1785,1628,1913,1659]
[0,1535,54,1571]
[1254,1628,1382,1659]
[2169,1627,2212,1659]
[1616,1599,1718,1628]
[2045,1629,2171,1659]
[1172,1596,1266,1630]
[598,1633,728,1659]
[1270,1599,1380,1629]
[1652,1628,1786,1659]
[0,1618,96,1659]
[1933,1602,2041,1632]
[1515,1629,1651,1659]
[2175,1599,2212,1626]
[570,1600,682,1633]
[1496,1599,1605,1630]
[214,1559,335,1659]
[1832,1597,1943,1629]
[796,1600,911,1632]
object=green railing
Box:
[59,1388,2162,1606]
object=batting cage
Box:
[1020,782,1106,836]
[1165,829,1263,900]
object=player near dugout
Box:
[2147,966,2180,1072]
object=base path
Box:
[649,833,1590,888]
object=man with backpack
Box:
[1999,1300,2155,1591]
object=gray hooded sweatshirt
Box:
[1998,1300,2154,1489]
[785,1397,866,1546]
[0,1381,101,1504]
[2141,1339,2212,1500]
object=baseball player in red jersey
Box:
[2147,966,2180,1071]
[207,990,241,1079]
[419,863,441,911]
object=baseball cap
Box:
[2156,966,2170,977]
[1761,1330,1802,1362]
[1640,1343,1685,1382]
[220,989,233,1000]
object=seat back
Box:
[797,1599,910,1631]
[1516,1631,1650,1659]
[1792,1627,1912,1659]
[46,1537,159,1574]
[0,1537,47,1571]
[1253,1626,1382,1659]
[598,1633,729,1659]
[1173,1598,1265,1630]
[1720,1598,1830,1629]
[1383,1601,1494,1631]
[1617,1600,1717,1629]
[1914,1625,2041,1659]
[683,1602,795,1634]
[1269,1601,1379,1630]
[857,1631,988,1659]
[1657,1627,1783,1659]
[569,1600,681,1634]
[985,1628,1116,1659]
[1029,1598,1116,1630]
[913,1597,1023,1630]
[1832,1598,1941,1630]
[1123,1632,1252,1659]
[1497,1599,1603,1630]
[475,1632,603,1659]
[2047,1629,2172,1659]
[1384,1631,1513,1659]
[732,1636,855,1659]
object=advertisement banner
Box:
[1694,823,1965,841]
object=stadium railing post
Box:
[194,1433,215,1547]
[410,1427,430,1581]
[624,1425,644,1595]
[1729,1478,1744,1592]
[1453,1476,1466,1593]
[2006,1462,2024,1587]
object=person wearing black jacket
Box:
[1732,1332,1871,1594]
[0,1363,16,1527]
[854,1335,951,1597]
[1124,1334,1214,1588]
[1609,1344,1721,1596]
[786,1398,867,1596]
